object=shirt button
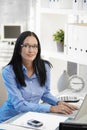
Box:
[30,81,33,84]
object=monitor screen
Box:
[1,25,22,41]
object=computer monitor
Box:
[59,122,87,130]
[1,24,23,42]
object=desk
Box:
[0,123,33,130]
[0,89,86,130]
[1,112,69,130]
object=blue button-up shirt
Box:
[0,63,58,122]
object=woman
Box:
[0,31,78,123]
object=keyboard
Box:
[58,95,80,102]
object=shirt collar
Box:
[22,64,38,79]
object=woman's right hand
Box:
[50,101,78,115]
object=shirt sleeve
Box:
[41,63,58,105]
[2,66,51,113]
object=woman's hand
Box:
[50,101,79,115]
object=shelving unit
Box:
[35,0,87,95]
[0,42,14,70]
[41,50,87,66]
[36,0,87,65]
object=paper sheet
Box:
[10,112,69,130]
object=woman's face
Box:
[21,36,38,64]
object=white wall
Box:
[40,14,68,52]
[49,57,67,95]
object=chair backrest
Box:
[0,72,7,106]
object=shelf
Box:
[40,8,87,15]
[41,51,87,65]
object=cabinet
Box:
[36,0,87,65]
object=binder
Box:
[73,0,83,10]
[73,0,79,10]
[83,0,87,10]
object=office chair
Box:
[0,72,7,106]
[59,122,87,130]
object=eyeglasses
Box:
[21,44,38,50]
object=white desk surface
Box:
[0,89,86,130]
[0,123,33,130]
[2,112,68,130]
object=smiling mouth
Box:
[27,54,34,57]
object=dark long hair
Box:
[8,31,52,87]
